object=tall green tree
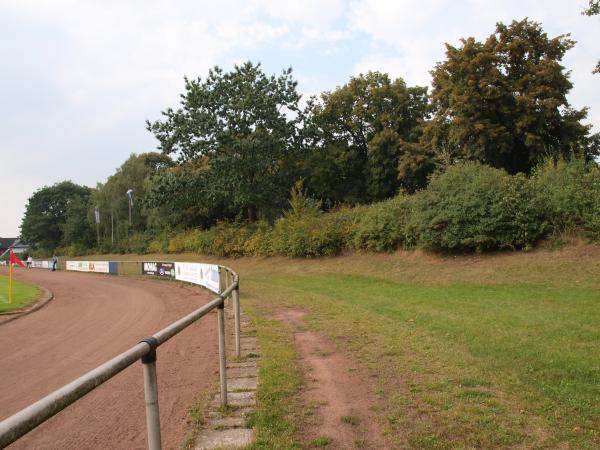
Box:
[90,152,173,244]
[144,160,236,230]
[305,72,429,204]
[425,19,594,175]
[147,62,303,222]
[583,1,600,73]
[63,196,95,247]
[20,181,92,249]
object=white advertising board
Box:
[174,262,221,293]
[66,260,110,273]
[203,264,221,293]
[31,260,50,269]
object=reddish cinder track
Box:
[0,266,219,450]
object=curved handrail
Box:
[0,263,241,450]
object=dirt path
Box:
[0,266,219,450]
[276,310,390,450]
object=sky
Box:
[1,0,598,237]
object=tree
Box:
[63,196,95,247]
[20,181,92,249]
[90,152,174,245]
[147,62,303,222]
[425,19,594,175]
[144,160,235,230]
[583,1,600,73]
[305,72,429,204]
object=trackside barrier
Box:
[0,262,241,450]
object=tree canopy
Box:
[90,152,174,243]
[424,19,594,175]
[147,62,303,221]
[584,1,600,73]
[20,181,92,250]
[304,72,429,204]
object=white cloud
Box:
[254,0,346,25]
[349,0,600,129]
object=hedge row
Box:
[140,159,600,257]
[48,159,599,258]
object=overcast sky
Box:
[1,0,598,237]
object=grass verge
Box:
[0,275,41,312]
[242,296,303,449]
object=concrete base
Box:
[195,428,254,450]
[194,310,260,449]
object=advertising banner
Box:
[203,264,221,293]
[66,261,80,271]
[142,261,175,278]
[174,262,221,293]
[31,260,50,269]
[65,260,110,273]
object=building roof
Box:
[10,239,27,249]
[0,238,18,249]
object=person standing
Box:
[26,255,33,269]
[52,255,58,271]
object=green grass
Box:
[0,275,41,312]
[242,300,303,449]
[309,436,332,447]
[238,273,600,448]
[341,415,360,426]
[227,249,600,449]
[80,246,600,448]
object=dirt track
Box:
[0,266,219,450]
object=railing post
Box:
[233,281,241,358]
[141,338,162,450]
[217,300,228,407]
[218,267,225,294]
[225,270,231,298]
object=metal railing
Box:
[0,265,241,450]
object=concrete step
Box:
[195,428,254,450]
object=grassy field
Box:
[0,275,41,312]
[84,245,600,449]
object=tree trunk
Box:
[247,205,257,222]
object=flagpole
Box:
[9,251,13,304]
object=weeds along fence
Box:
[0,261,242,450]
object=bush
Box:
[412,162,546,252]
[55,244,88,257]
[208,222,257,257]
[147,230,170,254]
[242,221,274,256]
[167,229,201,253]
[271,213,346,257]
[126,232,152,254]
[349,195,417,251]
[532,158,600,238]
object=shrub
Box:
[55,244,88,257]
[532,158,600,238]
[270,186,346,257]
[208,222,256,257]
[126,232,151,254]
[412,162,546,252]
[242,221,274,256]
[167,229,203,253]
[271,213,345,257]
[147,230,170,254]
[350,195,417,251]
